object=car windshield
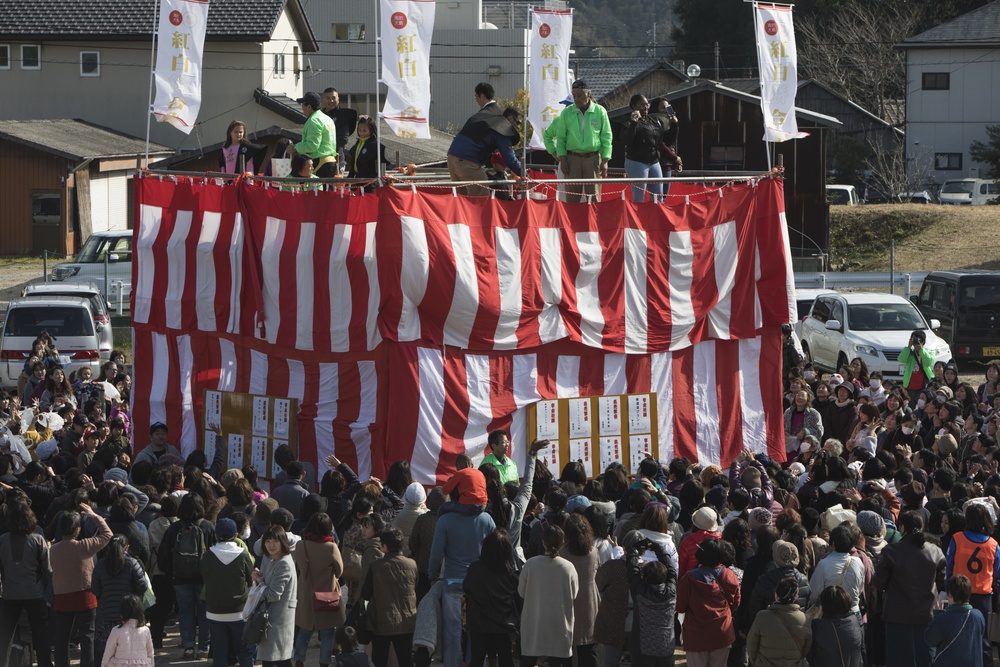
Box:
[847,303,927,331]
[4,306,94,337]
[827,189,851,205]
[942,181,974,194]
[76,235,108,263]
[959,284,1000,312]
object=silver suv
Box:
[0,296,107,389]
[21,281,113,359]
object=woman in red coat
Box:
[676,537,741,667]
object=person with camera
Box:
[622,530,678,667]
[622,95,666,203]
[898,330,935,405]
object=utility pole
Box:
[714,41,720,79]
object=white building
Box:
[0,0,319,151]
[302,0,528,130]
[898,1,1000,185]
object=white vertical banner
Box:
[754,3,808,142]
[151,0,210,134]
[380,0,435,139]
[527,9,573,150]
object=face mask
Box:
[804,371,815,381]
[902,426,914,435]
[241,528,251,540]
[870,379,881,389]
[917,399,927,409]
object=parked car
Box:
[0,296,107,389]
[793,288,836,339]
[21,281,113,360]
[939,179,999,206]
[899,190,938,204]
[912,270,1000,361]
[800,292,952,379]
[826,184,861,206]
[50,230,132,305]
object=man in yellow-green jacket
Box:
[555,80,613,203]
[294,92,338,177]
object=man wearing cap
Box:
[295,92,338,177]
[59,413,89,454]
[271,460,310,519]
[321,87,358,174]
[446,82,525,195]
[480,430,519,485]
[132,422,182,469]
[678,506,722,577]
[554,80,613,203]
[202,518,254,667]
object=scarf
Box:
[304,531,334,543]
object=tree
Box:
[864,134,934,202]
[969,125,1000,179]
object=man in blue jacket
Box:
[446,82,524,196]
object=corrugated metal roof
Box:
[0,119,173,161]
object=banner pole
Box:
[522,4,531,194]
[374,0,382,177]
[751,0,772,172]
[145,0,161,167]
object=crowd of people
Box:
[217,81,683,204]
[2,320,1000,667]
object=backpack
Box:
[172,522,207,579]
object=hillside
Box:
[828,204,1000,272]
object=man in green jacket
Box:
[480,430,519,485]
[555,80,613,203]
[295,92,338,177]
[201,518,254,667]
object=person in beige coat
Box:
[746,576,812,667]
[559,514,600,667]
[518,525,579,667]
[362,528,418,667]
[292,513,345,667]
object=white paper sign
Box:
[227,434,245,469]
[598,396,622,436]
[204,391,222,427]
[252,397,269,436]
[273,399,291,438]
[569,438,593,476]
[252,437,268,472]
[568,398,592,438]
[272,440,288,478]
[537,438,561,477]
[536,400,559,439]
[629,434,653,474]
[628,394,652,434]
[599,436,623,472]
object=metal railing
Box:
[794,272,929,298]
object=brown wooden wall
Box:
[0,140,72,255]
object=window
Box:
[935,153,962,170]
[830,301,844,325]
[922,72,949,90]
[981,182,998,195]
[80,51,100,77]
[273,53,285,78]
[707,145,744,168]
[20,44,40,70]
[0,45,9,70]
[333,23,366,41]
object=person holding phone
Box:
[653,98,682,196]
[623,94,666,203]
[898,329,936,404]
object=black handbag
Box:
[242,601,270,644]
[345,600,373,645]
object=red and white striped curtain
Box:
[131,177,795,484]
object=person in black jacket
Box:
[623,94,666,203]
[622,530,677,667]
[157,494,216,660]
[345,116,394,191]
[218,120,265,174]
[92,535,147,665]
[463,529,520,667]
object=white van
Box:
[826,184,861,206]
[939,178,999,205]
[50,230,132,305]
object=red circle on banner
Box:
[764,19,778,35]
[169,10,183,26]
[539,23,551,37]
[391,12,408,29]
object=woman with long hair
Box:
[560,514,600,667]
[92,535,147,665]
[218,120,264,174]
[345,115,392,189]
[482,463,512,531]
[40,364,76,410]
[0,498,52,666]
[464,529,520,667]
[622,94,666,203]
[100,595,154,667]
[519,525,579,667]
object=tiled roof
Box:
[0,119,173,161]
[0,0,315,47]
[254,89,307,124]
[900,0,1000,47]
[573,57,686,101]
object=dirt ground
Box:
[0,257,46,309]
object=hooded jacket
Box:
[676,565,740,652]
[201,540,254,620]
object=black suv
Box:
[912,271,1000,360]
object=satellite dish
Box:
[686,64,701,78]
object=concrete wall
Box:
[905,48,1000,184]
[0,9,309,150]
